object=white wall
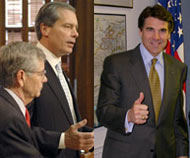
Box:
[94,0,156,50]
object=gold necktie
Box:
[149,58,161,122]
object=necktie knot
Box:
[151,58,157,67]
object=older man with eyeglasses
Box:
[0,41,92,158]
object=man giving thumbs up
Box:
[96,5,188,158]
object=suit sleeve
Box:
[174,65,189,157]
[0,116,61,158]
[32,126,61,156]
[0,117,44,158]
[96,56,128,135]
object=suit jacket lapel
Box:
[0,87,40,147]
[157,54,176,124]
[62,71,81,122]
[0,87,26,121]
[128,46,155,124]
[127,48,181,125]
[45,61,74,124]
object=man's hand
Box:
[128,92,149,124]
[65,119,94,151]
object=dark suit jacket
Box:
[0,87,61,158]
[29,61,83,158]
[96,45,188,158]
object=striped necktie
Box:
[55,62,76,123]
[149,58,161,122]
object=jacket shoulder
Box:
[104,45,140,64]
[164,53,187,69]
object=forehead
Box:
[144,17,169,29]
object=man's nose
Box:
[153,31,160,40]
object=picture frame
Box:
[94,0,133,8]
[94,13,127,127]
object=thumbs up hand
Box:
[127,92,149,124]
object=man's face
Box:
[139,17,170,57]
[23,60,47,100]
[45,9,79,57]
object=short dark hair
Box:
[138,4,174,33]
[35,2,76,40]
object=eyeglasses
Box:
[26,70,46,78]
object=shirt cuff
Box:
[58,132,66,149]
[125,110,134,133]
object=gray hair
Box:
[35,2,76,40]
[0,41,46,88]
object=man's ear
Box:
[16,70,26,87]
[167,33,171,40]
[139,28,142,38]
[40,23,51,37]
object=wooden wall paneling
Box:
[45,0,51,3]
[0,0,5,46]
[70,0,94,127]
[22,0,28,41]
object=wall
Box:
[181,0,190,154]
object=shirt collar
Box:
[37,42,61,67]
[140,43,164,66]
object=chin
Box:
[67,48,73,53]
[35,93,41,98]
[59,51,72,57]
[66,50,73,55]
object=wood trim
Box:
[6,27,34,32]
[45,0,51,3]
[0,0,5,46]
[71,0,94,127]
[22,0,28,41]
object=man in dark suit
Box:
[97,5,188,158]
[29,2,94,158]
[0,42,61,157]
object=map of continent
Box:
[94,14,127,125]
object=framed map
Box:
[94,13,127,126]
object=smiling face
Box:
[41,9,79,57]
[139,17,171,57]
